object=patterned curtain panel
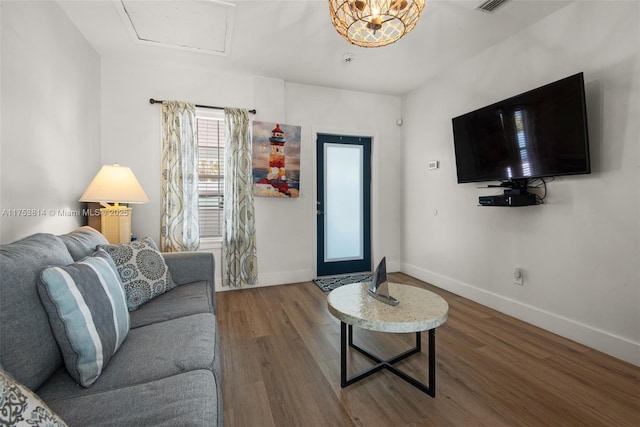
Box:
[223,108,258,287]
[160,101,200,252]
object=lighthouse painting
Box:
[252,121,301,198]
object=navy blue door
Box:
[316,134,372,276]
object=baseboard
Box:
[402,263,640,367]
[215,268,314,292]
[259,268,314,286]
[386,259,401,273]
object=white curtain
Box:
[223,108,258,287]
[160,101,200,252]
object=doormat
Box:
[313,273,373,292]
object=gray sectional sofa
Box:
[0,226,221,426]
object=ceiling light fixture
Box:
[328,0,425,48]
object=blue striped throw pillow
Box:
[38,250,129,387]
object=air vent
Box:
[475,0,511,13]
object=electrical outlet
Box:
[513,267,523,286]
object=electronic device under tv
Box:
[451,72,591,197]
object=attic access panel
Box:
[115,0,235,55]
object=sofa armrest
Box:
[162,252,216,313]
[163,251,215,286]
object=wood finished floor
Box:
[217,273,640,427]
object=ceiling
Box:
[58,0,572,96]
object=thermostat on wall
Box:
[428,160,439,170]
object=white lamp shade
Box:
[80,164,150,204]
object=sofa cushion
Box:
[58,226,109,261]
[129,281,212,328]
[99,237,176,311]
[38,250,130,387]
[0,233,72,390]
[45,370,218,427]
[37,313,217,401]
[0,368,67,427]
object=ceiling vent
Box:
[475,0,511,13]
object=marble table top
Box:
[327,282,449,333]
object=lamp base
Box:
[100,206,132,244]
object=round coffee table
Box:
[327,282,448,396]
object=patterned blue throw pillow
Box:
[38,250,130,387]
[0,368,67,426]
[98,237,176,311]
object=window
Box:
[513,109,533,177]
[196,109,225,238]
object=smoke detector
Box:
[474,0,511,13]
[343,53,355,64]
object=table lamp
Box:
[80,164,149,243]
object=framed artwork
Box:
[252,121,301,198]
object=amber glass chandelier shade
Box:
[328,0,426,48]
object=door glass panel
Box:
[324,143,363,262]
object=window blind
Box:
[196,113,225,238]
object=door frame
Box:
[312,126,379,278]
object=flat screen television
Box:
[451,72,590,186]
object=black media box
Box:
[479,194,537,207]
[479,195,509,206]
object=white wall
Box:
[277,82,402,284]
[401,1,639,365]
[0,1,101,243]
[100,58,254,240]
[100,59,402,289]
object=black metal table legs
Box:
[340,322,436,397]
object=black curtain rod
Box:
[149,98,256,114]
